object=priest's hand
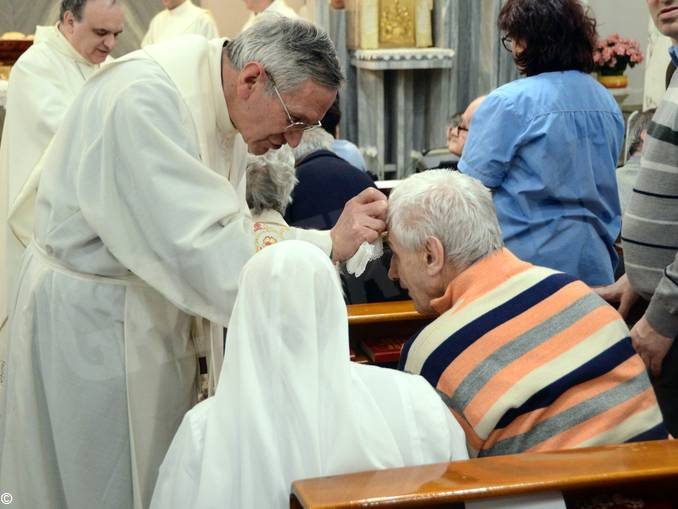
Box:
[330,187,387,263]
[594,273,639,319]
[631,316,673,377]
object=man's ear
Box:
[62,11,75,34]
[424,236,445,277]
[236,62,266,100]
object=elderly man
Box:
[446,95,486,157]
[242,0,299,31]
[0,0,123,372]
[142,0,219,47]
[0,17,385,509]
[597,0,678,436]
[387,170,666,458]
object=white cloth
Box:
[242,0,300,32]
[0,24,106,378]
[151,241,469,509]
[142,0,219,47]
[0,35,329,509]
[346,237,383,277]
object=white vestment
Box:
[0,25,106,369]
[0,36,330,509]
[242,0,300,32]
[142,0,219,47]
[151,241,469,509]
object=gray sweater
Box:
[621,66,678,338]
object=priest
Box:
[0,16,386,509]
[0,0,123,383]
[142,0,219,47]
[242,0,299,31]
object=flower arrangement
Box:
[593,33,644,76]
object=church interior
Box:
[0,1,677,508]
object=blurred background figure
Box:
[241,0,298,31]
[142,0,218,47]
[285,127,374,230]
[0,0,124,353]
[446,95,486,157]
[320,95,368,173]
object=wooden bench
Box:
[290,439,678,508]
[347,300,434,365]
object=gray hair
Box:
[628,109,655,158]
[226,15,343,94]
[292,128,334,162]
[388,170,504,271]
[60,0,117,21]
[246,146,298,215]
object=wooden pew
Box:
[290,439,678,508]
[347,300,434,365]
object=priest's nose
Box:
[284,130,303,148]
[103,33,116,51]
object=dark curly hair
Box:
[498,0,598,76]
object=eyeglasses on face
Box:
[449,114,469,134]
[269,74,322,132]
[501,34,512,52]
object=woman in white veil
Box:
[151,240,468,509]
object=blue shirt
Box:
[459,71,624,286]
[669,45,678,67]
[331,139,367,172]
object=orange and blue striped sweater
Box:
[399,249,667,457]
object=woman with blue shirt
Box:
[459,0,623,287]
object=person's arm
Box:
[632,252,678,376]
[75,75,253,325]
[141,16,156,47]
[5,51,78,244]
[197,12,220,39]
[594,273,639,319]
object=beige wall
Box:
[587,0,650,108]
[203,0,307,38]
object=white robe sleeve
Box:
[5,52,75,203]
[74,74,254,325]
[196,12,219,39]
[141,16,158,47]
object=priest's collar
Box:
[209,38,235,136]
[34,25,99,68]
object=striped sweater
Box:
[399,249,667,457]
[621,53,678,339]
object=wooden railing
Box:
[290,439,678,508]
[347,300,434,364]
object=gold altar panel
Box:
[347,0,432,50]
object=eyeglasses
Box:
[449,114,468,134]
[269,75,322,132]
[501,34,512,52]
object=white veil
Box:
[152,240,468,509]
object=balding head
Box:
[447,95,487,157]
